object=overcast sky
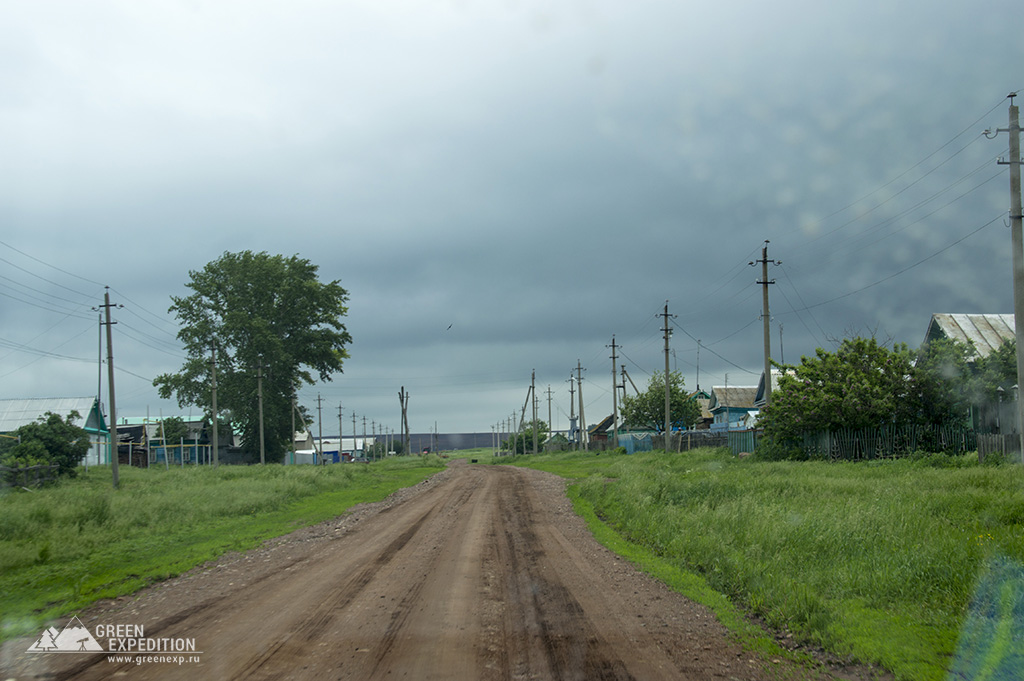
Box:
[2,0,1022,439]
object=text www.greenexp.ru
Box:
[106,655,202,666]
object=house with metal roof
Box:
[708,386,758,432]
[923,313,1014,359]
[0,397,110,465]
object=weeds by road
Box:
[494,448,1024,681]
[0,456,445,641]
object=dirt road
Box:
[4,462,829,680]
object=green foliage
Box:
[154,251,352,463]
[0,412,91,482]
[972,338,1018,403]
[620,370,701,433]
[503,419,549,454]
[912,337,975,426]
[157,416,189,444]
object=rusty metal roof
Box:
[924,313,1014,358]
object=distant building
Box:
[0,397,109,465]
[708,386,758,432]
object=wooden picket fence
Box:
[0,464,60,489]
[801,424,975,461]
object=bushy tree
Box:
[504,419,549,455]
[759,338,918,446]
[154,251,352,463]
[620,370,701,433]
[912,337,975,426]
[0,411,91,481]
[972,338,1017,402]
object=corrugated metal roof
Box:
[709,387,758,411]
[0,397,102,433]
[924,313,1014,358]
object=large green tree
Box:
[154,251,352,463]
[0,411,91,481]
[759,337,918,448]
[620,370,701,433]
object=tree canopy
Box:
[759,335,1020,457]
[620,370,701,433]
[0,411,91,481]
[504,419,550,455]
[154,251,352,463]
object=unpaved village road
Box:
[4,461,840,681]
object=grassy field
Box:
[0,456,445,641]
[494,448,1024,681]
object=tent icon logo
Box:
[27,616,104,653]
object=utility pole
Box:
[352,411,358,455]
[546,385,554,435]
[608,336,620,448]
[291,394,297,463]
[398,387,410,456]
[751,241,779,407]
[317,393,324,465]
[989,93,1024,462]
[657,302,675,449]
[342,403,350,456]
[211,347,219,467]
[99,288,120,488]
[531,370,538,455]
[576,360,587,451]
[257,358,265,465]
[567,374,576,448]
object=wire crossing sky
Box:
[1,0,1021,434]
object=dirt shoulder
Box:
[2,461,865,680]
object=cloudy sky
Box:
[2,0,1022,439]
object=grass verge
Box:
[0,456,445,641]
[501,448,1024,681]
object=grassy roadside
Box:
[0,456,445,641]
[494,448,1024,681]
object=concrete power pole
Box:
[751,241,779,407]
[989,93,1024,462]
[608,336,620,449]
[100,288,120,488]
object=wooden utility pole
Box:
[317,394,324,464]
[352,411,358,455]
[531,370,538,454]
[658,302,675,449]
[567,374,576,448]
[608,336,620,449]
[211,348,219,467]
[257,359,265,465]
[752,241,779,407]
[546,385,554,435]
[576,360,587,452]
[990,94,1024,462]
[338,403,344,458]
[100,288,120,488]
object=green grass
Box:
[0,456,445,640]
[500,448,1024,681]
